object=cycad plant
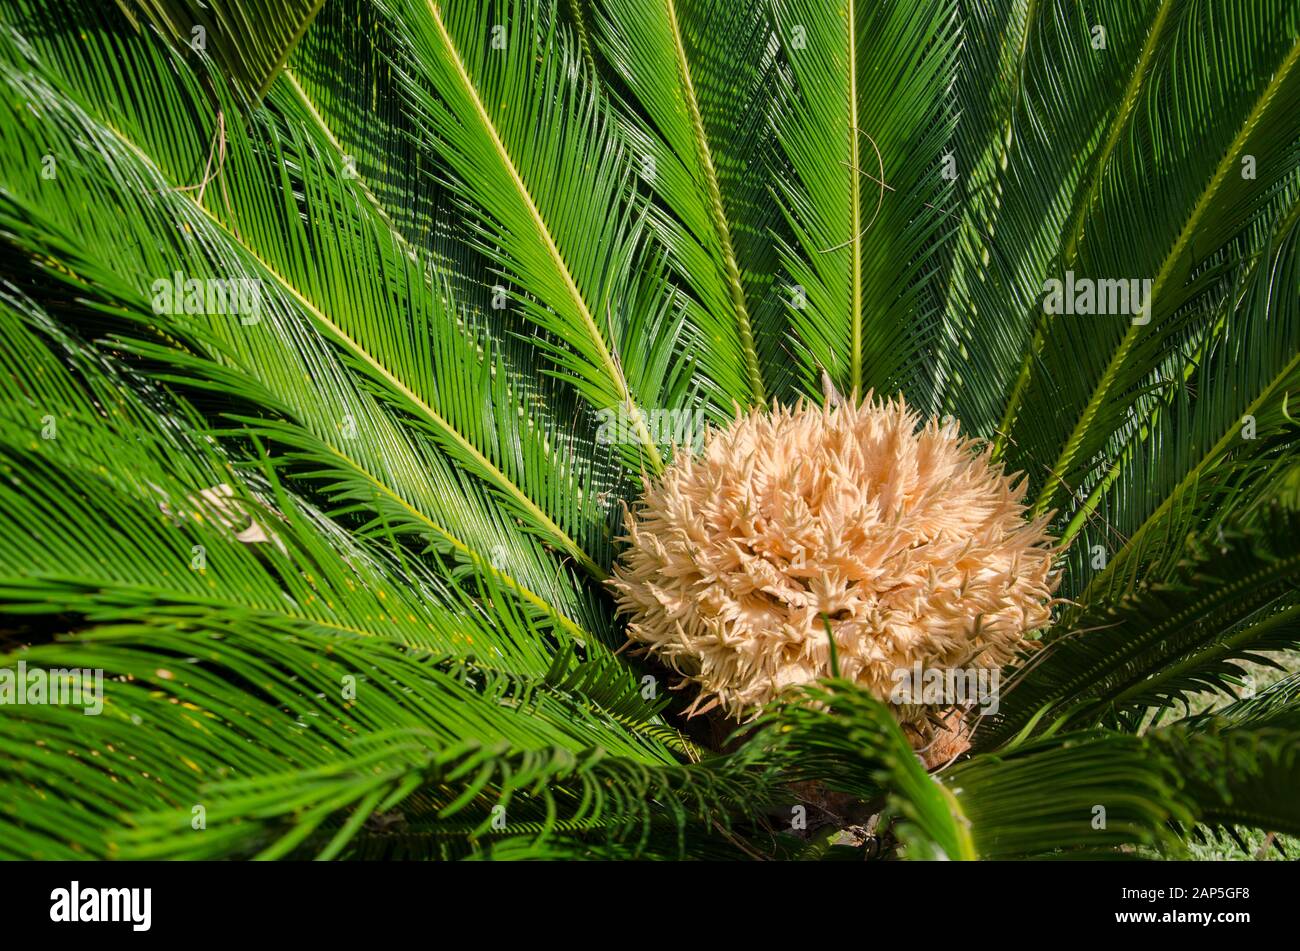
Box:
[0,0,1298,860]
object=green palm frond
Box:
[954,719,1300,856]
[0,298,709,858]
[373,0,688,474]
[1063,203,1300,591]
[115,0,324,102]
[0,5,610,629]
[745,683,1300,858]
[951,730,1194,857]
[1193,671,1300,729]
[1001,0,1300,518]
[986,516,1300,743]
[750,683,977,860]
[768,0,959,398]
[588,0,781,406]
[940,0,1173,428]
[1157,718,1300,840]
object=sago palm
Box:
[0,0,1298,860]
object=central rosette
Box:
[611,394,1059,729]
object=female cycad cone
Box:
[610,394,1059,729]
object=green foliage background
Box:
[0,0,1297,859]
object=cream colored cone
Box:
[610,393,1060,725]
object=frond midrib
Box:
[1032,34,1300,517]
[424,0,664,474]
[1026,548,1300,722]
[847,0,863,396]
[663,0,765,403]
[1108,603,1300,710]
[289,433,599,644]
[10,107,601,652]
[1060,194,1300,564]
[1059,0,1175,266]
[95,100,601,580]
[254,0,328,101]
[992,0,1170,457]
